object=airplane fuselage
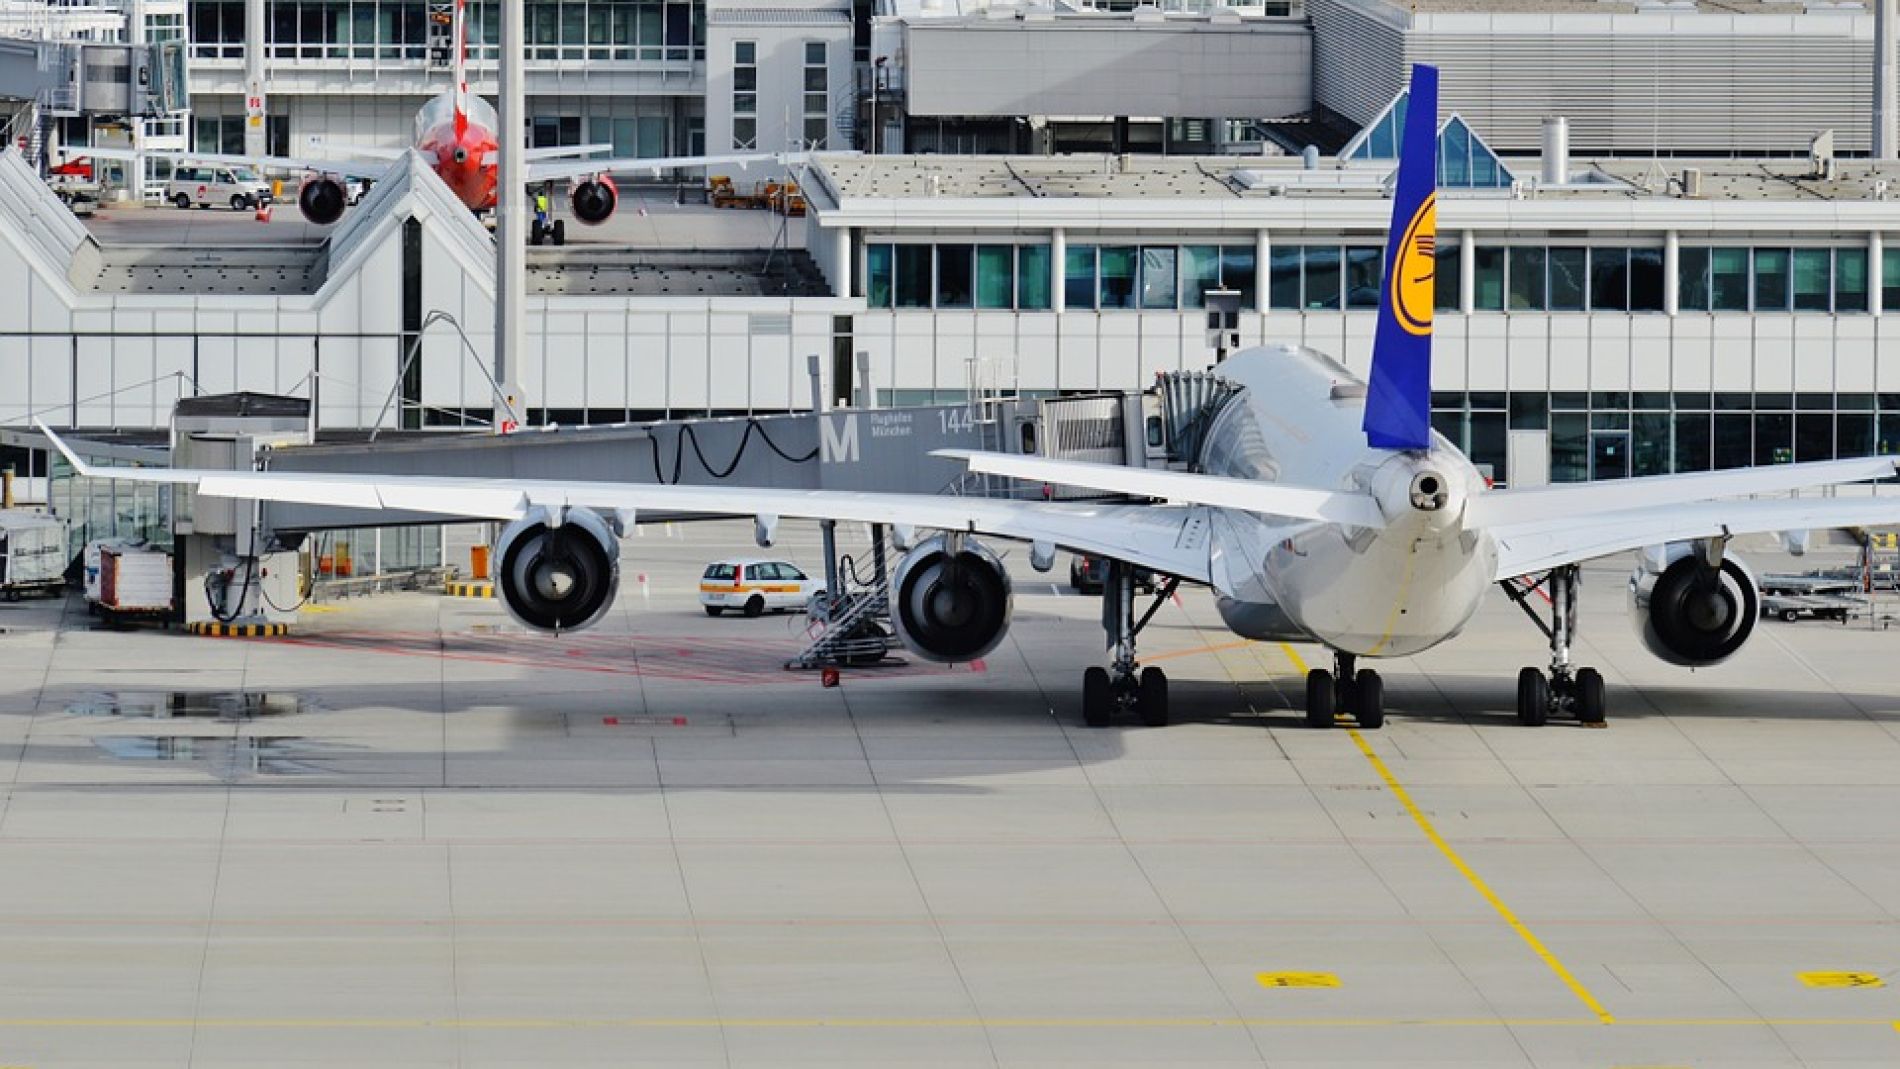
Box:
[1207,346,1497,658]
[414,91,501,213]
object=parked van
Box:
[165,166,274,211]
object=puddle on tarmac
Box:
[91,735,330,776]
[66,691,313,721]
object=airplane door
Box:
[1588,430,1631,481]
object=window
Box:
[894,245,931,308]
[1344,247,1382,309]
[1629,248,1664,312]
[1435,243,1461,312]
[1589,248,1629,312]
[1181,246,1222,309]
[1221,247,1257,309]
[731,117,756,150]
[1472,246,1505,311]
[936,245,973,308]
[731,40,757,148]
[1753,248,1790,311]
[1886,248,1900,312]
[1098,246,1136,309]
[1710,248,1749,311]
[1268,245,1301,310]
[866,243,892,308]
[1548,247,1586,311]
[1678,246,1710,311]
[1507,247,1545,311]
[1792,248,1831,312]
[1302,246,1341,310]
[1017,245,1052,310]
[1836,248,1869,312]
[1139,247,1177,310]
[976,246,1014,309]
[801,40,828,149]
[1065,245,1097,310]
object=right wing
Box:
[39,426,1213,583]
[525,150,812,184]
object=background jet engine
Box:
[569,178,618,225]
[1628,542,1759,667]
[494,506,621,632]
[297,176,348,225]
[890,536,1013,663]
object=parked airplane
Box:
[42,64,1900,730]
[65,0,799,242]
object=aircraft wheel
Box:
[1304,668,1335,729]
[1575,667,1606,725]
[1136,666,1169,728]
[704,605,723,617]
[551,220,566,246]
[1516,667,1550,727]
[1355,669,1385,729]
[1082,667,1112,728]
[742,595,765,618]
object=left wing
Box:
[39,425,1212,583]
[525,150,812,184]
[65,145,394,180]
[522,144,614,162]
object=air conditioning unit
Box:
[1680,167,1701,197]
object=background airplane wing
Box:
[524,151,811,184]
[1487,493,1900,579]
[41,427,1213,583]
[521,144,614,162]
[67,145,394,180]
[1467,456,1900,528]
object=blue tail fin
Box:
[1363,64,1439,451]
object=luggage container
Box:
[85,540,173,622]
[0,512,68,600]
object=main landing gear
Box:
[1302,650,1385,730]
[1081,563,1180,728]
[1501,564,1607,727]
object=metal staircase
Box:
[787,538,902,670]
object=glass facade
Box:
[190,2,706,64]
[863,242,1256,312]
[1680,246,1874,314]
[1342,91,1514,190]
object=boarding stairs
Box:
[787,537,902,670]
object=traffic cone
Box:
[254,202,273,223]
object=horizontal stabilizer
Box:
[937,451,1385,528]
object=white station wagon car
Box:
[699,559,823,617]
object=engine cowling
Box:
[1628,543,1759,667]
[297,176,348,225]
[494,506,621,632]
[570,178,618,225]
[890,536,1012,663]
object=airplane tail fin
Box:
[452,0,470,138]
[1362,63,1439,451]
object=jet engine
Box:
[494,506,621,633]
[297,176,348,225]
[890,536,1013,663]
[1628,542,1759,668]
[570,178,618,225]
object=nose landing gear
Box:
[1302,650,1385,729]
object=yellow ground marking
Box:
[1143,638,1260,664]
[0,1016,1883,1031]
[1277,642,1617,1025]
[1256,972,1341,988]
[1800,972,1886,989]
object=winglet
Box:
[1363,63,1439,452]
[34,420,97,478]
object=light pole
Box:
[495,0,525,432]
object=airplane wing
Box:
[939,450,1385,527]
[525,151,812,184]
[1482,472,1900,580]
[65,145,393,180]
[1467,456,1900,528]
[521,144,614,162]
[38,426,1213,583]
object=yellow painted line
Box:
[1278,642,1616,1026]
[0,1016,1881,1031]
[1143,638,1259,664]
[1256,972,1340,988]
[1799,972,1885,988]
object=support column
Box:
[832,226,851,298]
[1873,230,1886,317]
[1663,229,1680,317]
[495,0,525,430]
[1460,229,1477,314]
[1254,228,1270,315]
[244,0,266,158]
[1050,227,1067,314]
[127,0,145,200]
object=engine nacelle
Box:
[570,178,618,225]
[494,506,621,632]
[297,176,348,225]
[890,536,1013,663]
[1628,542,1759,668]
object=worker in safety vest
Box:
[533,187,551,228]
